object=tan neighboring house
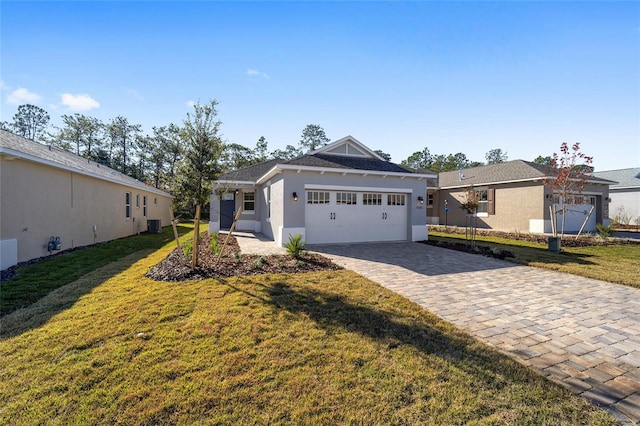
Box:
[430,160,614,234]
[0,130,173,269]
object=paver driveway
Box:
[309,242,640,424]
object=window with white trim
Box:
[387,194,405,206]
[143,195,147,217]
[125,192,131,219]
[136,194,140,208]
[307,191,330,204]
[477,189,488,213]
[336,192,357,205]
[363,193,382,206]
[243,191,255,212]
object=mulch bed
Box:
[421,240,516,260]
[146,233,343,281]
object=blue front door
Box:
[220,194,235,229]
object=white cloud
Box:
[60,93,100,111]
[186,100,196,107]
[246,68,270,79]
[7,87,42,105]
[0,80,11,91]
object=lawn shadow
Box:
[0,225,193,339]
[261,280,523,385]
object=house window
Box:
[307,191,330,204]
[266,186,271,218]
[477,189,488,213]
[336,192,357,205]
[154,197,157,205]
[363,193,382,206]
[427,193,434,207]
[387,194,405,206]
[243,191,255,212]
[136,194,140,208]
[143,196,147,217]
[125,192,131,219]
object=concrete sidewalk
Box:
[309,242,640,425]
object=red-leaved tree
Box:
[545,142,594,237]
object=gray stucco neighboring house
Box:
[593,167,640,225]
[210,136,436,245]
[431,160,614,234]
[0,130,173,269]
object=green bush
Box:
[285,233,306,258]
[209,232,220,255]
[596,223,615,238]
[182,239,193,259]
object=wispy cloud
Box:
[60,93,100,111]
[186,100,196,108]
[0,80,11,91]
[126,89,144,101]
[7,87,42,104]
[246,68,270,79]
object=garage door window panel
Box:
[387,194,406,206]
[363,193,382,206]
[336,192,357,205]
[307,191,330,204]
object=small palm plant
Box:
[285,233,306,258]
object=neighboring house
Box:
[433,160,614,234]
[210,136,436,245]
[0,130,173,269]
[593,168,640,225]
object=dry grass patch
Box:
[0,238,617,425]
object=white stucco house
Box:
[210,136,436,245]
[593,167,640,225]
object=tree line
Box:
[1,102,553,214]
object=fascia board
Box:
[440,176,615,190]
[0,147,173,198]
[256,164,435,184]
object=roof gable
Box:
[310,136,384,161]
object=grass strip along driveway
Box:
[0,228,618,424]
[428,230,640,289]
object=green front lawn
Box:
[0,230,617,424]
[429,230,640,288]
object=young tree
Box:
[545,142,594,237]
[175,100,224,212]
[299,124,330,152]
[11,104,50,141]
[485,148,508,164]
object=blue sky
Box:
[1,1,638,171]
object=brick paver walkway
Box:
[308,242,640,425]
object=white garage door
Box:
[305,190,408,244]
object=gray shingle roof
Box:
[593,168,640,189]
[0,130,172,197]
[218,153,413,182]
[438,159,613,188]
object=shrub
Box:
[182,240,193,259]
[252,256,265,270]
[285,234,306,258]
[209,232,220,255]
[233,252,243,263]
[596,223,615,238]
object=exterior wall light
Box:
[293,192,298,201]
[418,196,424,204]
